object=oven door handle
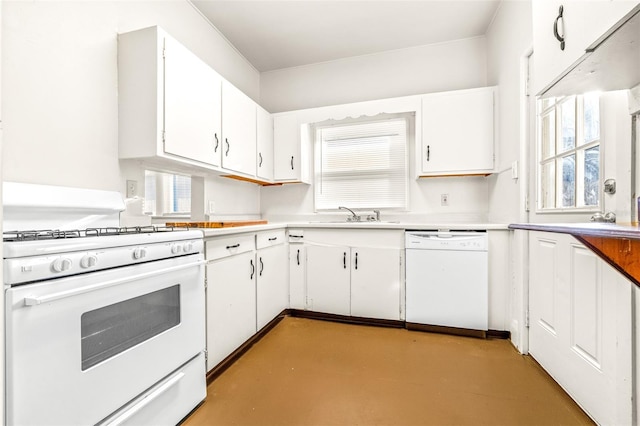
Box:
[101,370,186,426]
[23,260,205,307]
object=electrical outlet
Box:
[441,193,449,206]
[208,201,216,214]
[126,180,138,198]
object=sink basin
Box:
[309,220,400,224]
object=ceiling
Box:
[191,1,502,72]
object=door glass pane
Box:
[562,155,576,207]
[81,285,181,370]
[583,94,600,145]
[541,161,555,209]
[560,99,575,152]
[584,145,600,206]
[541,112,555,159]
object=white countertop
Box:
[198,222,509,238]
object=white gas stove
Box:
[3,182,206,426]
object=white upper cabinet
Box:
[221,81,257,176]
[273,113,311,183]
[118,26,222,168]
[532,0,639,95]
[256,106,274,181]
[419,87,495,177]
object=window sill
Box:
[535,207,600,214]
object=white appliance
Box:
[405,231,488,331]
[3,182,207,426]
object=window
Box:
[537,94,600,210]
[144,171,191,216]
[314,116,408,211]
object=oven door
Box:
[5,253,205,426]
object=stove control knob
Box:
[133,247,147,260]
[171,244,182,255]
[183,242,194,253]
[80,255,98,269]
[51,257,72,273]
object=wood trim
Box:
[220,175,282,186]
[406,322,487,339]
[206,311,287,385]
[288,309,405,329]
[574,235,640,287]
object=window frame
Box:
[536,94,602,214]
[312,114,411,213]
[144,170,192,218]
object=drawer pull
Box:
[226,244,240,250]
[268,237,278,241]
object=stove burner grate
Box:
[3,226,180,242]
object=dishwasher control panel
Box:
[405,231,488,251]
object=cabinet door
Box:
[350,247,402,321]
[289,245,306,309]
[256,106,274,181]
[164,35,221,166]
[528,232,632,425]
[256,244,288,330]
[306,245,351,315]
[420,87,494,175]
[221,81,257,175]
[532,0,638,94]
[273,113,301,181]
[205,251,256,371]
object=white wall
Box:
[485,0,532,225]
[261,37,491,222]
[260,37,487,113]
[2,0,260,206]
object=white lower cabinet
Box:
[205,249,256,371]
[303,229,404,320]
[306,245,352,316]
[205,230,288,372]
[256,231,288,330]
[528,231,632,425]
[350,247,402,321]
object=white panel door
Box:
[163,35,221,166]
[221,81,256,175]
[528,232,632,425]
[205,251,256,371]
[306,245,351,316]
[350,247,401,320]
[256,244,288,330]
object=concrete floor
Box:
[184,317,594,425]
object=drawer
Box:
[206,234,255,261]
[256,230,286,250]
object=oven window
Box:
[81,285,180,370]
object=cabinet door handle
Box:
[225,138,230,156]
[355,252,358,270]
[250,259,255,280]
[268,236,277,241]
[343,252,346,269]
[297,249,300,265]
[553,5,565,51]
[291,156,294,170]
[259,152,263,167]
[214,133,219,152]
[427,145,430,162]
[259,257,264,276]
[226,244,240,250]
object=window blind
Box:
[315,118,408,210]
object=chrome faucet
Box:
[339,206,360,222]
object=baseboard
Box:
[288,309,405,328]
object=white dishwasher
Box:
[405,231,488,332]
